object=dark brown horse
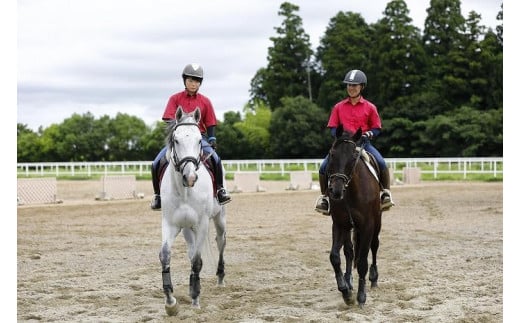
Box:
[326,126,382,307]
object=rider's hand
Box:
[209,138,217,150]
[362,131,373,140]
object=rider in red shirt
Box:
[162,88,217,133]
[150,63,231,210]
[315,69,394,215]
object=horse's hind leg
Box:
[355,230,372,307]
[369,213,381,288]
[213,211,227,285]
[369,235,379,288]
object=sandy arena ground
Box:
[17,180,503,322]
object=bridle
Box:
[169,122,202,173]
[328,139,364,190]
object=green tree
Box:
[269,96,330,158]
[105,113,148,161]
[142,121,168,161]
[60,112,109,161]
[375,117,421,157]
[496,3,503,46]
[369,0,427,112]
[419,106,502,156]
[233,102,272,158]
[249,2,314,109]
[477,29,503,111]
[17,124,42,162]
[422,0,467,111]
[216,111,249,159]
[315,11,371,112]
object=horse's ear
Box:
[336,124,344,139]
[193,107,201,123]
[354,127,363,141]
[175,106,184,122]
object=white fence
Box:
[17,157,503,179]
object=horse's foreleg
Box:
[213,213,227,286]
[159,241,178,316]
[160,224,181,316]
[189,253,202,308]
[330,225,353,304]
[343,229,354,291]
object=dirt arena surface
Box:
[18,181,503,322]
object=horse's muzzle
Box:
[183,173,198,187]
[329,184,345,201]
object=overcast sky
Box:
[16,0,503,131]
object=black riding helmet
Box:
[343,69,367,89]
[182,63,204,84]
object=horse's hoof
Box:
[165,299,179,316]
[343,295,355,305]
[357,293,366,306]
[341,289,354,305]
[217,277,225,286]
[370,281,378,288]
[191,297,200,309]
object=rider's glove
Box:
[362,131,373,140]
[208,137,217,149]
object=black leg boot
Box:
[380,168,395,211]
[150,162,161,210]
[213,157,231,205]
[314,173,330,215]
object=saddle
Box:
[356,147,381,184]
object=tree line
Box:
[17,0,503,162]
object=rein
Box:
[169,122,202,173]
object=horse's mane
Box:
[165,121,176,148]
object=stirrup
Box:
[314,195,330,215]
[381,189,394,211]
[217,189,231,205]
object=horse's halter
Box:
[169,122,202,174]
[328,139,362,191]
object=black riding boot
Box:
[380,168,395,211]
[150,161,162,210]
[314,173,330,215]
[212,156,231,205]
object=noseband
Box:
[328,139,362,189]
[169,122,202,173]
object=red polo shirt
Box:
[327,96,382,133]
[162,90,217,134]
